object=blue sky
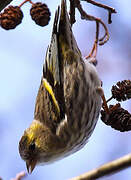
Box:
[0,0,131,179]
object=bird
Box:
[19,0,102,173]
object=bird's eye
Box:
[29,143,36,151]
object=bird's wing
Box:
[34,0,82,133]
[43,6,60,86]
[34,6,65,133]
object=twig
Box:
[69,0,76,26]
[74,0,109,45]
[106,96,113,103]
[19,0,34,8]
[81,0,116,14]
[108,11,112,24]
[81,0,116,24]
[0,0,13,12]
[101,94,109,114]
[70,153,131,180]
[85,21,99,60]
[10,171,26,180]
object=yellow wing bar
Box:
[43,78,60,114]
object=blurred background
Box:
[0,0,131,179]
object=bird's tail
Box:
[58,0,81,56]
[43,0,81,86]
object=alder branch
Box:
[69,0,76,26]
[70,153,131,180]
[81,0,116,24]
[81,0,116,13]
[69,0,116,45]
[10,171,26,180]
[75,0,109,45]
[0,0,13,12]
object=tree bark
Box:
[0,0,13,12]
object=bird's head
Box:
[19,120,60,173]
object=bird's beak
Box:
[26,159,37,174]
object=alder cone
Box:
[111,80,131,101]
[0,6,23,30]
[101,104,131,132]
[30,2,51,27]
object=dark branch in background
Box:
[70,153,131,180]
[0,0,13,12]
